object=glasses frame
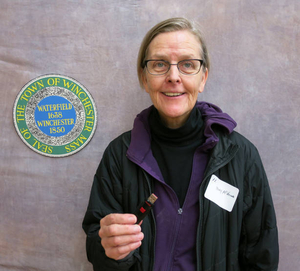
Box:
[144,59,203,76]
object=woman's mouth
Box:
[163,92,184,97]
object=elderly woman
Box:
[82,17,279,271]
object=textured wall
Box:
[0,0,299,270]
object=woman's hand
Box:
[99,213,144,260]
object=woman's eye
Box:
[154,62,166,68]
[182,62,193,68]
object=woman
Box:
[82,17,279,271]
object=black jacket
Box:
[82,107,279,271]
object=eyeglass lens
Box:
[146,59,202,75]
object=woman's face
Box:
[142,30,208,129]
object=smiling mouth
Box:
[163,92,184,97]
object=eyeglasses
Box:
[144,59,203,75]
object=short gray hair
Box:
[137,17,210,88]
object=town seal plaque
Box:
[13,74,97,157]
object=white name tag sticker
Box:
[204,175,239,212]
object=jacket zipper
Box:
[143,166,182,271]
[166,204,183,271]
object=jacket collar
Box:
[127,101,237,164]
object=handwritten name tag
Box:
[204,175,239,212]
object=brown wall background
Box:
[0,0,299,270]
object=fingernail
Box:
[129,215,137,223]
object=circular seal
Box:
[13,74,97,157]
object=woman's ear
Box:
[141,69,150,93]
[198,68,208,93]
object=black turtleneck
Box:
[149,106,205,207]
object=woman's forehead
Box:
[147,31,202,59]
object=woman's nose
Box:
[167,64,181,83]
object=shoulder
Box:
[96,131,132,177]
[227,131,267,184]
[228,131,258,152]
[214,124,259,154]
[103,131,132,159]
[108,130,131,148]
[231,131,262,163]
[216,129,263,168]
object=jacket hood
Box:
[127,101,237,163]
[196,101,237,137]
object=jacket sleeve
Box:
[82,140,139,271]
[239,149,279,271]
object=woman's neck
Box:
[156,110,193,129]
